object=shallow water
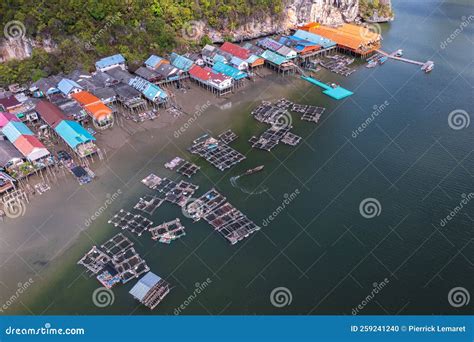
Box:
[1,0,473,315]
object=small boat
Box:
[394,49,403,57]
[378,56,388,65]
[366,61,377,68]
[245,165,264,175]
[421,61,434,73]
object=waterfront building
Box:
[144,55,169,70]
[129,272,171,310]
[71,91,114,129]
[54,120,97,157]
[95,54,127,72]
[57,78,84,97]
[13,134,50,162]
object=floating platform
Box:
[108,209,153,236]
[188,134,245,171]
[78,234,150,286]
[301,76,353,100]
[217,129,238,144]
[187,188,260,245]
[281,132,302,146]
[141,173,162,189]
[149,218,186,244]
[176,161,200,178]
[134,195,164,215]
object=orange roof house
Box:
[71,91,113,124]
[300,23,381,55]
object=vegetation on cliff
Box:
[359,0,394,21]
[0,0,283,86]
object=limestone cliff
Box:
[0,0,379,62]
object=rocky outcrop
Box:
[193,0,360,42]
[0,0,386,61]
[0,37,56,63]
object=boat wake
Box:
[230,174,268,196]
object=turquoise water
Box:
[6,0,473,315]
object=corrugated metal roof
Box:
[260,50,288,66]
[145,55,167,69]
[35,101,66,128]
[95,54,126,69]
[129,272,161,301]
[57,78,83,95]
[0,140,23,166]
[2,121,33,143]
[13,135,49,161]
[212,62,247,80]
[170,53,194,72]
[0,112,20,128]
[293,30,336,48]
[55,120,95,149]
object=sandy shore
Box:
[0,70,297,310]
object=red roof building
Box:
[220,42,250,60]
[35,100,67,128]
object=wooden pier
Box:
[376,49,434,71]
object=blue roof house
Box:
[57,78,83,96]
[2,121,34,143]
[55,120,97,157]
[95,54,126,72]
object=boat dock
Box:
[301,75,354,100]
[376,49,434,71]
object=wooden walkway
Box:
[376,49,425,66]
